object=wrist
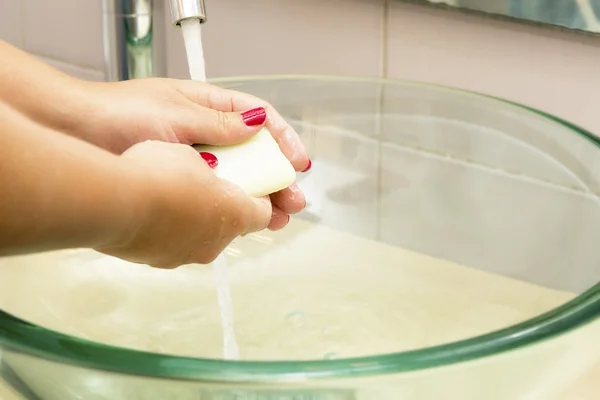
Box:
[0,41,95,137]
[64,81,134,154]
[90,157,155,253]
[46,79,102,143]
[0,106,152,256]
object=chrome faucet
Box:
[102,0,206,81]
[169,0,207,25]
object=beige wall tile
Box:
[386,2,600,135]
[166,0,385,79]
[21,0,104,69]
[0,0,22,47]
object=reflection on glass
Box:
[416,0,600,33]
[510,0,600,32]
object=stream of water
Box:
[180,18,239,360]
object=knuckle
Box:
[206,85,227,109]
[215,111,230,136]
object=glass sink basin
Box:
[2,76,600,399]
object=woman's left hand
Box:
[78,78,311,231]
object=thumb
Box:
[179,105,267,146]
[242,196,273,235]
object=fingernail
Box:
[199,152,218,168]
[241,107,266,127]
[302,159,312,173]
[286,214,291,223]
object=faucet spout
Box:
[103,0,208,82]
[169,0,207,26]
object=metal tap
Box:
[169,0,207,25]
[102,0,206,81]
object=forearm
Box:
[0,40,97,142]
[0,102,146,255]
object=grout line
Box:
[381,0,390,78]
[375,0,390,241]
[375,109,383,241]
[375,0,391,240]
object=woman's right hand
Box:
[95,140,273,269]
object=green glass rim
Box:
[2,75,600,383]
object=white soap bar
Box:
[193,128,296,198]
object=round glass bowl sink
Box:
[2,76,600,400]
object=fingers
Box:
[267,183,306,231]
[269,183,306,215]
[268,206,290,231]
[172,79,310,172]
[175,105,267,147]
[242,196,273,235]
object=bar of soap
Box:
[193,128,296,198]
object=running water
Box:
[180,18,239,360]
[212,254,240,360]
[180,19,207,82]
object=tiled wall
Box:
[2,0,600,131]
[3,0,600,292]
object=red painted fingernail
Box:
[241,107,266,127]
[302,159,312,173]
[199,152,218,168]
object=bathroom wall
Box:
[2,1,599,132]
[2,0,600,292]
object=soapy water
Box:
[180,18,239,359]
[0,218,581,364]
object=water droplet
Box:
[231,219,239,227]
[324,352,338,360]
[214,202,219,208]
[220,216,226,222]
[285,311,306,329]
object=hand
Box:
[96,140,272,269]
[81,78,310,231]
